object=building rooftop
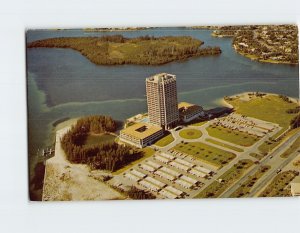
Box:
[178,102,203,115]
[178,102,195,109]
[121,122,162,140]
[146,73,176,83]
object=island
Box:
[27,35,221,65]
[211,25,298,64]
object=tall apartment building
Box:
[146,73,179,130]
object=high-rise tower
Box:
[146,73,179,130]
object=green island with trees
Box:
[27,35,221,65]
[61,115,143,172]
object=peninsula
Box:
[211,25,298,64]
[27,35,221,65]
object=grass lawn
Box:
[280,136,300,158]
[230,165,270,198]
[179,129,202,139]
[205,138,244,152]
[259,170,299,197]
[84,133,116,146]
[259,128,300,155]
[258,140,280,156]
[226,94,298,132]
[154,133,175,147]
[206,125,259,147]
[195,159,254,198]
[173,141,236,168]
[113,147,155,175]
[190,121,208,127]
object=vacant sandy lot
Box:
[42,125,124,201]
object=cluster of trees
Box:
[127,186,156,200]
[61,115,142,171]
[286,106,300,114]
[253,92,266,97]
[278,94,293,103]
[27,35,221,65]
[213,26,259,37]
[290,114,300,129]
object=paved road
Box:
[219,130,300,198]
[249,149,300,197]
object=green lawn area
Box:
[280,136,300,158]
[258,140,280,155]
[206,125,259,147]
[154,133,175,147]
[259,128,300,155]
[205,138,244,152]
[113,147,155,175]
[179,129,202,139]
[84,133,116,146]
[259,170,299,197]
[195,159,254,198]
[173,141,236,168]
[190,121,208,127]
[226,94,298,132]
[230,165,270,198]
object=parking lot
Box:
[110,150,217,199]
[211,113,278,137]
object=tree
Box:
[290,114,300,129]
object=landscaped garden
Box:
[179,128,202,139]
[195,159,254,198]
[205,138,244,152]
[154,133,175,147]
[206,125,259,147]
[173,141,236,168]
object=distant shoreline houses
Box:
[119,73,204,148]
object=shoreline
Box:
[42,122,124,201]
[41,91,299,200]
[233,47,299,65]
[216,91,299,108]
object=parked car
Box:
[276,169,282,174]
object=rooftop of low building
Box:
[178,102,203,115]
[121,122,162,140]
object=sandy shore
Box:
[42,120,124,201]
